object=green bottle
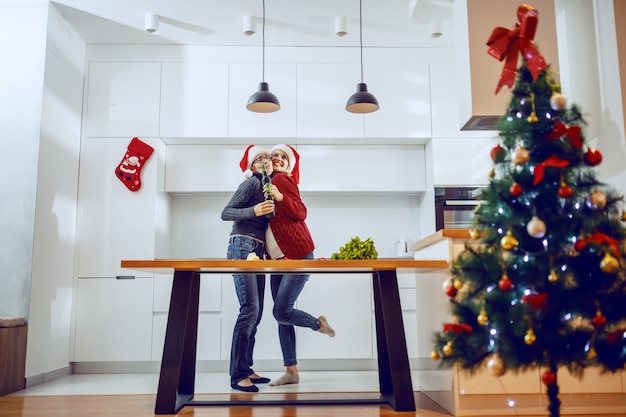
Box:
[261,164,275,218]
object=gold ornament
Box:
[621,211,626,222]
[469,228,480,240]
[550,92,567,111]
[600,253,620,274]
[587,346,597,360]
[548,269,558,283]
[524,328,536,345]
[431,350,441,361]
[487,354,506,377]
[442,341,453,356]
[489,169,495,178]
[527,92,539,123]
[526,216,546,238]
[587,189,607,210]
[477,309,488,326]
[500,230,519,250]
[453,278,463,290]
[513,145,530,164]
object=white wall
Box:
[0,1,48,319]
[170,194,424,260]
[555,0,626,197]
[26,4,86,379]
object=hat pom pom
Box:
[243,169,253,180]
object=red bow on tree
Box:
[522,293,549,312]
[589,230,622,259]
[532,155,570,185]
[443,323,473,334]
[547,122,583,148]
[487,4,548,94]
[607,328,626,344]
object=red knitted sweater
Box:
[269,173,315,259]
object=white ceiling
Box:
[51,0,457,48]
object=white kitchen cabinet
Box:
[152,273,224,361]
[85,62,161,138]
[152,314,222,361]
[364,63,432,139]
[228,62,298,138]
[76,137,162,278]
[74,277,153,361]
[297,144,427,194]
[160,63,229,138]
[296,63,365,138]
[165,143,427,194]
[296,274,373,359]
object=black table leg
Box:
[372,270,416,411]
[155,270,201,414]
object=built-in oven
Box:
[435,187,482,230]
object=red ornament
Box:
[593,313,607,329]
[510,183,523,197]
[498,278,513,291]
[491,144,506,162]
[574,240,587,251]
[584,148,603,166]
[558,185,573,198]
[446,286,457,297]
[541,370,557,386]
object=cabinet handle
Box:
[116,275,136,280]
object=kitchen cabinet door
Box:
[364,63,432,139]
[296,274,373,359]
[76,137,160,278]
[297,63,364,138]
[160,63,229,138]
[85,62,161,138]
[228,62,297,138]
[74,277,153,361]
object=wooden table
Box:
[120,259,448,414]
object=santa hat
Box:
[271,144,300,184]
[239,145,268,179]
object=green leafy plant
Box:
[331,236,378,260]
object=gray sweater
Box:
[221,173,268,242]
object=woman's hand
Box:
[269,184,284,202]
[254,200,275,217]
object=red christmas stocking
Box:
[115,137,154,192]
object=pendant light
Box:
[246,0,280,113]
[346,0,379,114]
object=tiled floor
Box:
[11,370,453,397]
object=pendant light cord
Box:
[262,0,266,82]
[359,0,363,83]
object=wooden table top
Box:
[121,258,449,274]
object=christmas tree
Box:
[431,5,626,417]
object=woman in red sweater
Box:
[265,144,335,386]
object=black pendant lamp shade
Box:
[247,82,280,112]
[346,83,379,114]
[247,0,280,113]
[346,0,379,114]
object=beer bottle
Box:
[261,163,275,218]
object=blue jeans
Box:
[270,251,320,367]
[227,235,266,384]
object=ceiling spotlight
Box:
[335,16,347,37]
[145,13,159,34]
[243,16,256,36]
[429,19,442,38]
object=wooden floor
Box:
[0,392,621,417]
